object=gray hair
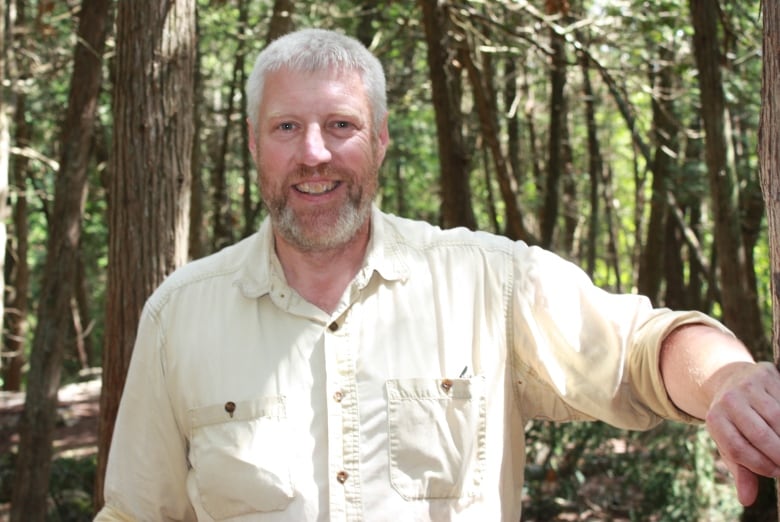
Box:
[246,28,387,132]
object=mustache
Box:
[292,165,350,181]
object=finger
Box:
[706,408,780,478]
[733,464,759,506]
[707,374,780,474]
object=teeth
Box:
[295,181,338,195]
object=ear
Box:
[247,118,259,162]
[375,113,390,165]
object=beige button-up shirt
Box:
[96,207,726,521]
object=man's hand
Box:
[660,324,780,505]
[704,361,780,505]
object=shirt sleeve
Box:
[509,243,731,429]
[96,300,196,521]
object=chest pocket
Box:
[386,376,486,500]
[189,396,294,519]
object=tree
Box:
[758,0,780,518]
[690,0,774,519]
[539,0,570,249]
[0,0,9,394]
[9,0,111,518]
[420,0,477,230]
[689,0,767,353]
[94,0,196,511]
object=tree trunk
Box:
[189,6,206,260]
[95,0,195,511]
[689,0,768,354]
[461,43,528,241]
[267,0,295,42]
[419,0,477,230]
[74,252,94,368]
[691,0,774,518]
[10,0,111,519]
[211,13,242,251]
[578,50,601,279]
[539,0,569,248]
[758,0,780,517]
[0,0,9,391]
[638,45,677,305]
[2,0,30,392]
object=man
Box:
[96,28,780,521]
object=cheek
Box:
[256,148,287,181]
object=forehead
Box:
[259,67,370,115]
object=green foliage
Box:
[0,452,96,521]
[48,455,97,521]
[522,421,741,521]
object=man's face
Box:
[249,67,389,252]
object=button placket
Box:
[323,304,363,519]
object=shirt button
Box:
[441,379,453,392]
[333,390,344,402]
[328,321,339,332]
[336,470,348,484]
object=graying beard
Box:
[275,199,369,253]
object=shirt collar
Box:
[234,205,408,299]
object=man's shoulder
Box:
[147,233,262,309]
[378,210,517,255]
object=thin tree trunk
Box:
[10,0,111,518]
[2,0,30,392]
[95,0,195,511]
[758,0,780,517]
[638,45,677,304]
[461,43,528,241]
[267,0,295,42]
[0,0,9,390]
[602,165,622,292]
[540,20,567,249]
[189,5,206,260]
[75,249,94,367]
[419,0,476,230]
[578,49,601,279]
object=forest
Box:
[0,0,777,520]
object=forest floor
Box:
[0,377,101,521]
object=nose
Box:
[300,125,332,166]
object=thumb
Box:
[731,462,759,506]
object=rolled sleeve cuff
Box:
[629,309,734,423]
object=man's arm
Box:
[660,324,780,505]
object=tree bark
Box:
[95,0,195,511]
[189,6,206,260]
[2,0,30,392]
[539,0,569,249]
[758,0,780,517]
[10,0,111,519]
[0,0,9,391]
[638,45,676,304]
[578,49,601,279]
[419,0,477,230]
[691,0,774,517]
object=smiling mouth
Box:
[294,181,341,195]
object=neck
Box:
[273,221,370,313]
